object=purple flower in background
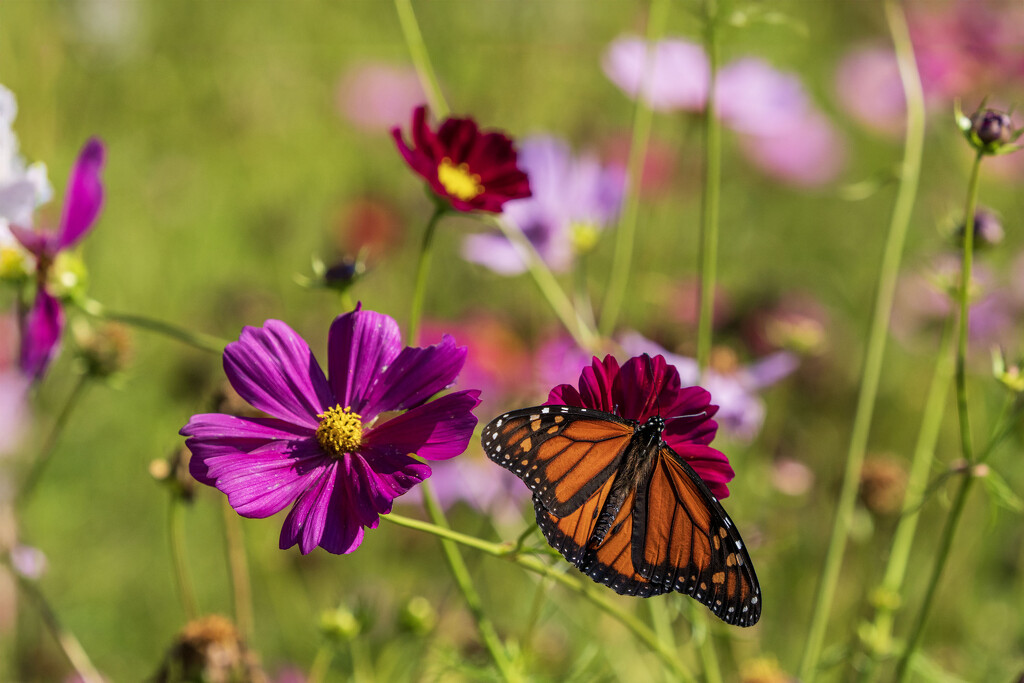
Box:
[181,306,481,555]
[716,58,810,136]
[11,138,105,379]
[737,108,846,187]
[602,37,709,112]
[619,332,797,442]
[400,456,529,525]
[462,136,625,275]
[835,46,908,135]
[0,84,52,235]
[337,63,426,132]
[0,369,30,456]
[604,36,845,186]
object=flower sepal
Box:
[991,346,1024,393]
[296,253,367,294]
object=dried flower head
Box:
[859,457,908,516]
[153,615,267,683]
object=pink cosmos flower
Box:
[392,105,531,213]
[181,306,481,555]
[462,136,625,274]
[602,37,709,111]
[11,138,105,379]
[337,63,426,132]
[546,354,735,499]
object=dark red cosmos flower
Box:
[392,105,531,213]
[546,354,735,499]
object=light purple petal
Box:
[715,59,809,136]
[362,390,480,461]
[737,109,846,187]
[741,351,798,390]
[9,224,50,257]
[361,334,467,416]
[327,305,402,413]
[19,288,64,379]
[223,320,333,429]
[0,180,39,227]
[280,462,338,554]
[835,46,906,135]
[0,371,30,456]
[462,232,532,275]
[603,37,709,112]
[55,138,105,251]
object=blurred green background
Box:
[2,1,1024,680]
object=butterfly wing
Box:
[481,406,634,517]
[631,446,761,626]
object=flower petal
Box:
[223,320,333,429]
[19,288,64,379]
[316,461,369,555]
[671,444,734,499]
[181,413,315,485]
[361,334,467,416]
[326,305,402,413]
[55,138,105,251]
[356,450,431,501]
[362,390,480,461]
[280,462,338,555]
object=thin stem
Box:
[407,206,446,345]
[953,152,983,466]
[857,319,954,680]
[799,1,925,678]
[695,0,721,372]
[307,644,334,683]
[16,374,89,509]
[221,497,254,638]
[490,215,598,352]
[393,0,448,117]
[599,0,669,337]
[383,513,695,682]
[893,471,975,682]
[79,300,228,354]
[3,558,104,683]
[418,484,521,682]
[168,495,199,620]
[894,145,987,683]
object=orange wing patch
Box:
[482,407,633,516]
[632,448,760,626]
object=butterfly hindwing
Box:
[482,406,634,517]
[631,446,761,626]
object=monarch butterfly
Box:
[481,402,761,627]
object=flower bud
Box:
[319,605,361,642]
[858,457,907,516]
[151,445,196,502]
[957,102,1023,155]
[72,320,132,379]
[398,596,437,636]
[954,208,1003,249]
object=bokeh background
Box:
[2,0,1024,680]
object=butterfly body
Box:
[482,405,761,627]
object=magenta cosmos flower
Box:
[181,306,481,555]
[11,138,104,379]
[392,105,531,213]
[547,354,734,499]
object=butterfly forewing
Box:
[631,447,761,626]
[482,407,634,517]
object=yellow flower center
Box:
[0,245,32,281]
[570,222,600,254]
[437,157,484,201]
[315,405,363,457]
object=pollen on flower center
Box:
[437,157,484,201]
[316,405,363,457]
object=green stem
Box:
[894,145,986,683]
[169,495,199,620]
[383,512,695,682]
[3,556,104,683]
[599,0,669,337]
[953,152,983,465]
[407,206,446,345]
[307,644,334,683]
[857,319,954,680]
[221,497,254,638]
[490,215,598,352]
[799,1,925,678]
[393,0,448,117]
[16,374,90,510]
[80,300,228,354]
[419,484,521,682]
[695,0,721,372]
[894,471,975,682]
